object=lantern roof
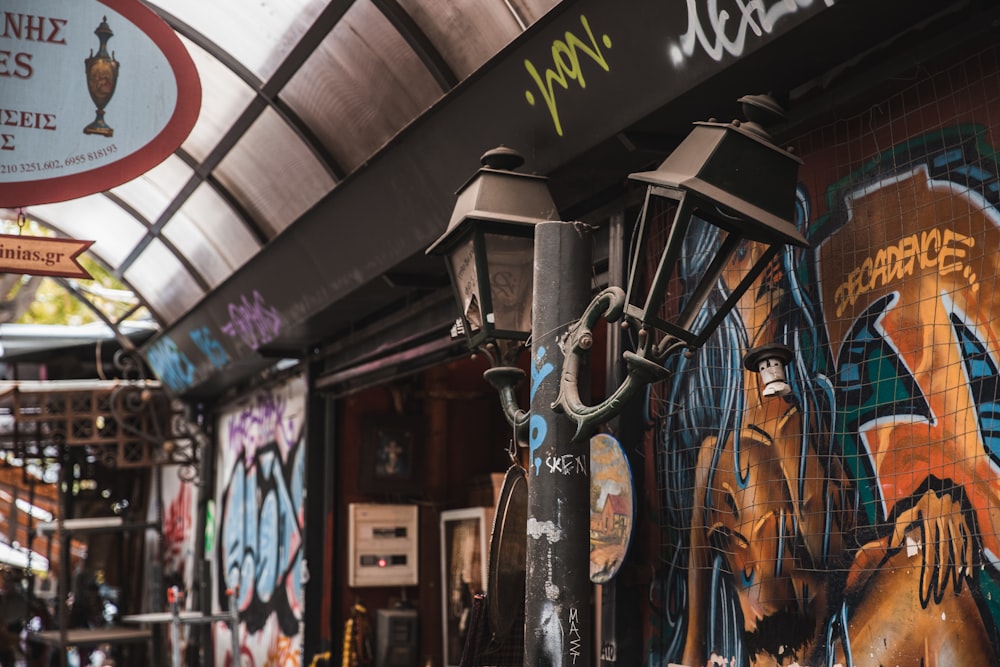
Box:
[629,105,808,249]
[427,147,559,256]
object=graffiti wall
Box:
[152,465,198,597]
[141,464,199,657]
[213,375,307,666]
[654,44,1000,666]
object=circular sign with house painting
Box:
[590,433,634,583]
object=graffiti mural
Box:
[214,375,306,667]
[653,66,1000,665]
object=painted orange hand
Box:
[888,488,974,605]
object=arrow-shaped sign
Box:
[0,234,93,279]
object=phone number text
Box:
[0,144,118,175]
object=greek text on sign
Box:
[0,233,94,279]
[0,0,201,207]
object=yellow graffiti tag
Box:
[524,15,612,137]
[834,227,978,317]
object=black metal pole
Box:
[599,212,643,667]
[526,221,593,666]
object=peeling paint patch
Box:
[528,517,564,542]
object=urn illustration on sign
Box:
[84,17,120,137]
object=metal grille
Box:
[0,381,184,468]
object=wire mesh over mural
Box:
[651,42,1000,666]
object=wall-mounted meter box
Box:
[348,503,419,587]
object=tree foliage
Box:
[0,214,143,326]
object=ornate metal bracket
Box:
[480,287,693,444]
[552,287,674,440]
[483,365,530,445]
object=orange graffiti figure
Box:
[682,357,997,666]
[680,160,1000,664]
[683,365,854,666]
[819,165,1000,559]
[680,238,855,665]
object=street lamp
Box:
[554,93,808,436]
[428,94,808,666]
[430,95,809,437]
[427,146,556,440]
[426,145,555,363]
[625,94,806,345]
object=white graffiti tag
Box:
[670,0,835,65]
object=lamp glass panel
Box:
[484,233,533,336]
[636,193,738,339]
[627,193,678,314]
[448,236,483,332]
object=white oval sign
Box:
[0,0,200,206]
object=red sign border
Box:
[0,0,202,208]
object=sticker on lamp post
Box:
[0,234,94,279]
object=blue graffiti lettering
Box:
[146,336,196,393]
[531,345,555,403]
[530,414,548,476]
[190,325,229,368]
[530,346,555,473]
[219,439,304,636]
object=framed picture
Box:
[359,416,421,495]
[440,507,492,667]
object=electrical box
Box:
[375,607,419,667]
[348,503,419,587]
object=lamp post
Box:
[429,95,807,666]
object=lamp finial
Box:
[737,93,786,140]
[481,146,525,171]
